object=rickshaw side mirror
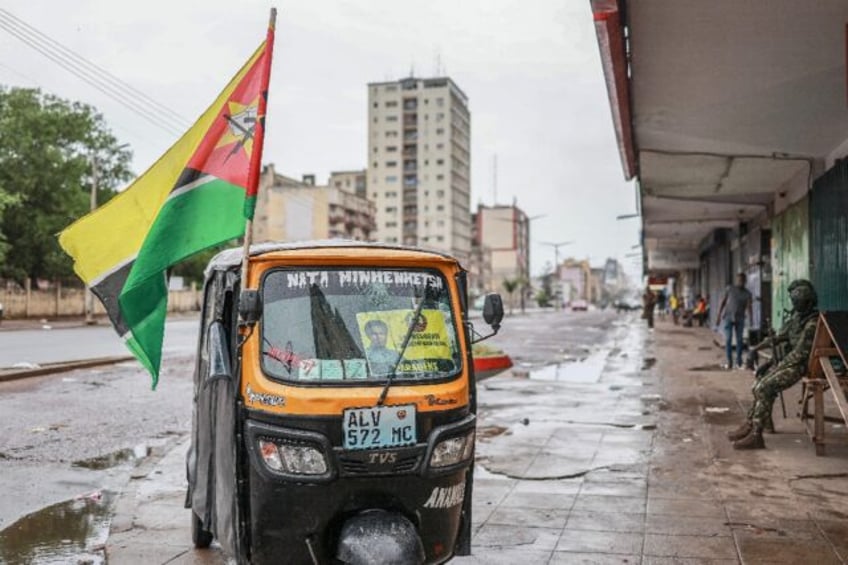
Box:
[239,289,262,326]
[207,321,233,381]
[482,294,504,331]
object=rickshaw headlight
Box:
[430,430,475,468]
[258,439,328,475]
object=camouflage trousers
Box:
[746,364,804,426]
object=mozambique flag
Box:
[59,18,275,388]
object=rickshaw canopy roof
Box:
[205,240,462,278]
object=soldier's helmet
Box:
[788,279,817,313]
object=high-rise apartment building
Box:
[367,77,471,263]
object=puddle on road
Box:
[0,490,116,565]
[513,353,607,384]
[72,444,150,470]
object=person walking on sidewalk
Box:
[727,279,819,450]
[716,273,753,369]
[642,286,657,330]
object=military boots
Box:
[733,423,765,450]
[727,420,752,441]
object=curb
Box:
[0,356,136,382]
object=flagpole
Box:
[241,7,277,291]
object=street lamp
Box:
[540,241,574,310]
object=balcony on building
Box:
[402,98,418,111]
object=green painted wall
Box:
[810,160,848,311]
[770,196,809,326]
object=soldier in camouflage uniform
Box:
[727,279,819,450]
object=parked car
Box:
[571,299,589,311]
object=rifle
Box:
[767,324,787,419]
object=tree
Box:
[170,241,237,287]
[0,87,133,284]
[502,278,519,316]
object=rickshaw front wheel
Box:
[191,510,214,549]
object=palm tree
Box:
[502,278,519,316]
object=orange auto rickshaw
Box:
[186,241,503,564]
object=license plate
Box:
[342,404,417,450]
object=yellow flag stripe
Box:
[59,41,267,284]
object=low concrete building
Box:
[254,165,376,243]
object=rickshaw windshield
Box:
[261,267,462,383]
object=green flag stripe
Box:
[118,177,247,387]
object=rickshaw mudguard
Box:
[336,509,425,565]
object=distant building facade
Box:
[474,203,530,293]
[254,164,376,243]
[558,258,591,303]
[329,169,367,199]
[367,76,471,263]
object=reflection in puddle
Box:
[0,491,115,565]
[72,444,150,470]
[520,353,606,384]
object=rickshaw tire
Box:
[191,510,214,549]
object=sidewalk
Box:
[105,316,848,564]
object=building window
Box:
[436,205,444,211]
[385,206,397,213]
[436,235,444,242]
[386,115,398,122]
[385,176,398,182]
[437,190,445,197]
[386,146,398,152]
[436,159,444,165]
[372,161,378,168]
[436,128,444,135]
[385,85,397,92]
[436,143,444,149]
[436,97,445,107]
[387,161,398,167]
[386,221,397,228]
[436,113,445,122]
[372,102,378,108]
[437,220,445,227]
[436,174,444,180]
[373,147,378,153]
[386,101,398,107]
[386,131,398,138]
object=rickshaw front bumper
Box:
[243,414,474,564]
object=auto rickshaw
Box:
[185,241,504,564]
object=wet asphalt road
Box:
[0,317,200,368]
[0,307,623,563]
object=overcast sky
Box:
[0,0,640,278]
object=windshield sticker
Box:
[283,270,444,293]
[321,360,344,380]
[357,310,452,373]
[344,359,368,379]
[298,358,320,379]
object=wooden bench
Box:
[800,312,848,456]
